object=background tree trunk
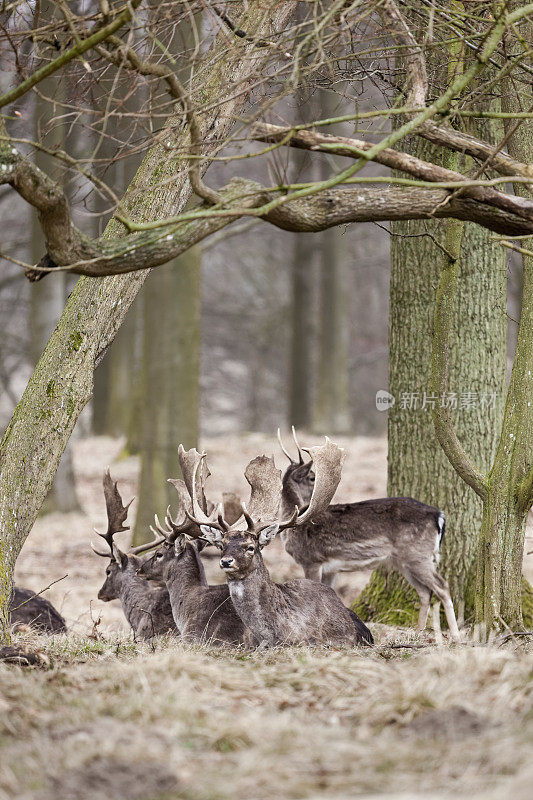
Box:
[29,85,80,515]
[312,91,351,435]
[132,247,201,544]
[288,233,315,430]
[288,85,318,430]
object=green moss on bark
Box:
[351,569,419,627]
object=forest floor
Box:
[3,434,533,799]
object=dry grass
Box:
[6,434,533,799]
[1,628,532,800]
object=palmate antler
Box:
[182,438,345,545]
[91,469,133,562]
[174,446,229,537]
[242,438,344,540]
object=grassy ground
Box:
[1,628,532,800]
[5,434,533,799]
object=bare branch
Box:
[0,0,144,110]
[251,122,533,224]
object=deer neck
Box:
[164,543,209,630]
[119,570,159,628]
[227,553,278,644]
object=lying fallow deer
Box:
[137,448,250,645]
[185,441,373,647]
[92,471,176,639]
[278,429,460,640]
[10,587,67,633]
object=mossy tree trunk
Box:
[473,2,533,631]
[354,13,508,626]
[29,78,80,515]
[0,2,298,642]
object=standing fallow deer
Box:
[92,471,176,639]
[136,448,250,645]
[184,441,373,647]
[277,429,460,640]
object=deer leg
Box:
[435,590,461,641]
[428,575,461,642]
[416,587,432,632]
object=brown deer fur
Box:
[278,432,460,640]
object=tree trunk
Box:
[289,232,315,429]
[313,224,351,434]
[312,92,351,435]
[474,4,533,630]
[0,1,298,641]
[29,85,80,515]
[132,247,201,544]
[353,21,508,625]
[288,86,318,430]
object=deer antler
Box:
[291,426,305,465]
[240,438,345,539]
[291,438,344,526]
[128,512,169,555]
[177,445,212,514]
[245,455,282,519]
[277,427,309,467]
[177,446,226,533]
[277,428,294,463]
[91,470,133,561]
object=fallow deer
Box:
[136,448,250,645]
[277,429,460,640]
[92,471,176,639]
[9,587,67,633]
[184,440,373,647]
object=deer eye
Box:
[106,568,111,575]
[156,552,164,560]
[246,545,255,553]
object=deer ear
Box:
[174,536,186,555]
[200,525,223,546]
[258,523,280,548]
[113,545,128,570]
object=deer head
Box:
[138,451,210,582]
[93,470,172,597]
[136,505,194,582]
[277,427,315,507]
[184,439,345,580]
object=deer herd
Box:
[90,429,461,646]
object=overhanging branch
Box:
[251,122,533,224]
[18,180,533,279]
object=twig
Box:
[497,631,533,645]
[9,575,68,612]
